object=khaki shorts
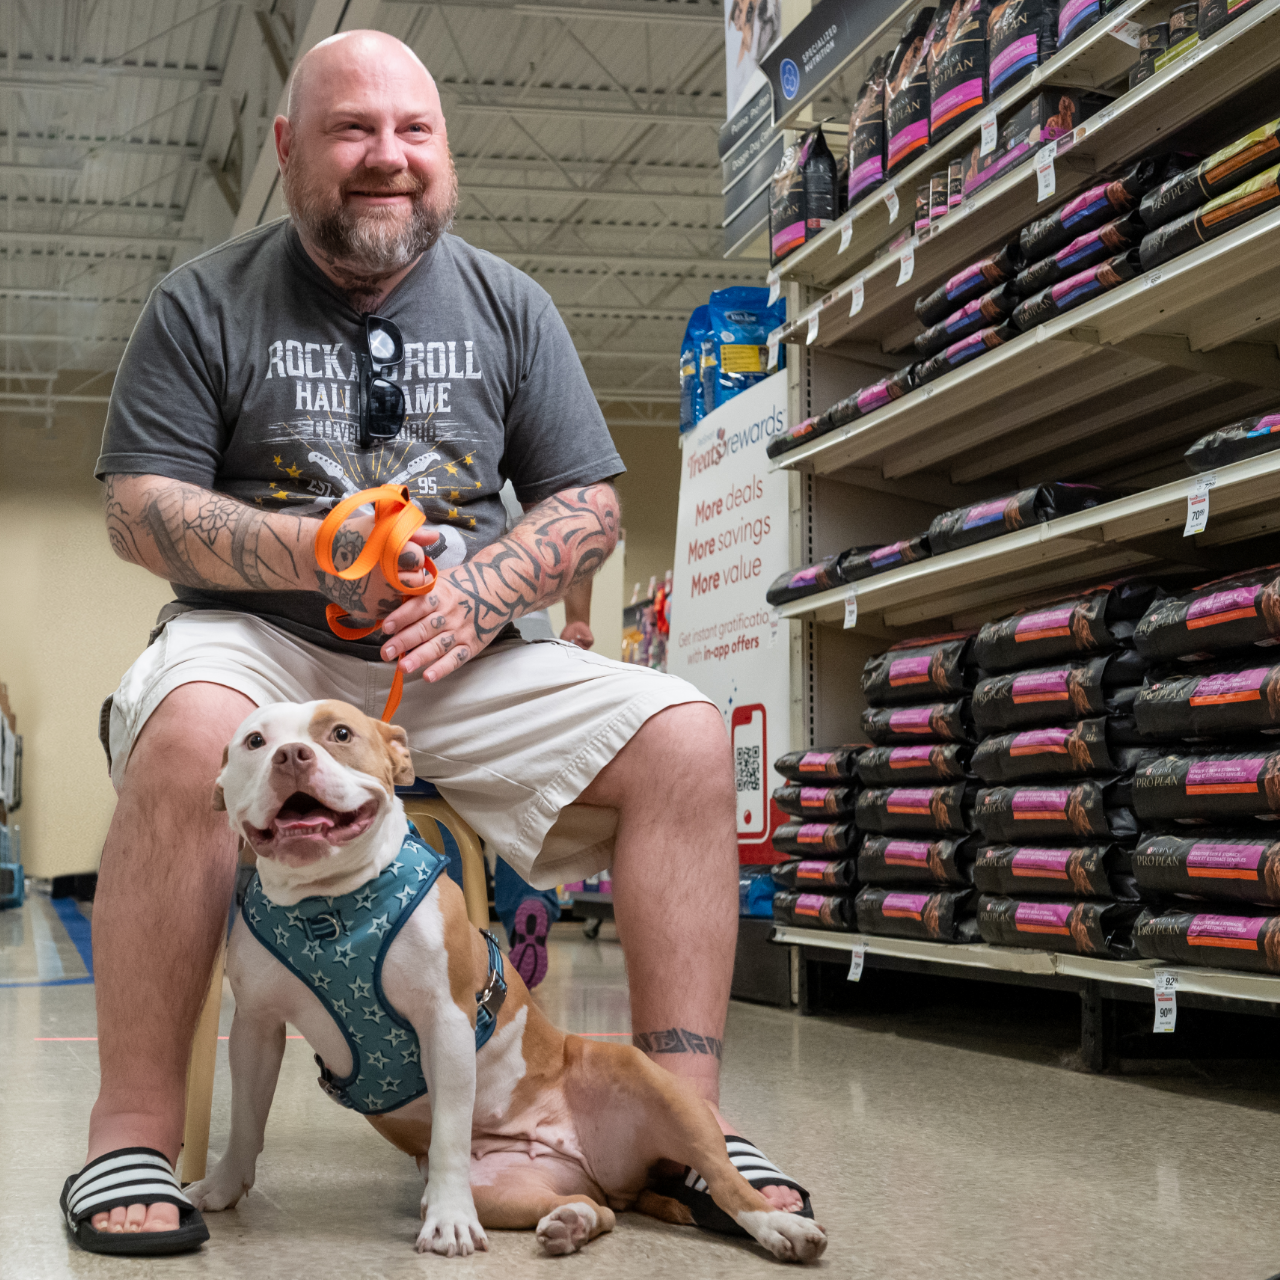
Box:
[107,610,711,888]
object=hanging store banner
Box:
[725,0,782,120]
[668,372,791,865]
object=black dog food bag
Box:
[1015,212,1144,295]
[948,156,965,209]
[803,128,839,242]
[930,170,950,221]
[862,632,974,705]
[771,130,836,264]
[771,858,859,891]
[775,744,866,782]
[840,533,933,581]
[929,0,990,143]
[856,885,978,940]
[848,56,890,206]
[971,651,1148,732]
[1057,0,1100,46]
[915,241,1025,325]
[857,742,972,785]
[766,414,833,460]
[773,784,860,818]
[1134,566,1280,659]
[773,821,860,856]
[914,322,1019,385]
[886,7,938,176]
[863,699,975,744]
[1140,165,1280,271]
[972,718,1117,784]
[1135,908,1280,973]
[927,483,1112,552]
[766,550,873,605]
[1185,412,1280,472]
[855,365,917,416]
[1011,250,1142,330]
[914,282,1021,357]
[857,783,977,834]
[774,889,857,931]
[973,843,1124,896]
[967,91,1105,196]
[1133,832,1280,904]
[987,0,1058,95]
[975,780,1140,842]
[1132,751,1280,824]
[858,833,977,886]
[1135,660,1280,739]
[977,895,1141,955]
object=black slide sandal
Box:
[652,1133,815,1237]
[60,1147,209,1255]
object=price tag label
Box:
[1035,142,1057,202]
[1184,473,1216,537]
[1109,17,1142,44]
[838,220,853,254]
[1153,969,1178,1033]
[847,941,867,982]
[843,590,858,629]
[964,199,977,215]
[979,107,998,157]
[767,272,780,307]
[896,240,915,287]
[805,312,820,346]
[883,182,899,223]
[849,276,864,317]
[766,336,779,372]
[1145,268,1164,289]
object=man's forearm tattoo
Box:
[633,1028,724,1060]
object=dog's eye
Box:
[333,725,352,743]
[247,733,265,750]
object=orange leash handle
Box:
[314,485,439,721]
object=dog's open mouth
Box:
[254,792,378,847]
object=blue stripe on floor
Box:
[50,897,94,978]
[0,976,94,988]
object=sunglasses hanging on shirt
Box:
[356,313,407,447]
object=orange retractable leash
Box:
[314,485,438,721]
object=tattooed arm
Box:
[380,481,619,683]
[104,474,426,627]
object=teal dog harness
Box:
[242,822,506,1116]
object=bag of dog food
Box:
[862,632,975,706]
[966,91,1107,196]
[1057,0,1101,46]
[1132,832,1280,903]
[988,0,1059,95]
[858,833,977,886]
[930,170,950,221]
[973,842,1128,896]
[766,552,860,605]
[773,889,857,931]
[1140,164,1280,271]
[855,885,979,941]
[839,533,933,582]
[856,365,918,416]
[771,858,859,890]
[1014,213,1145,296]
[949,156,965,210]
[971,651,1149,732]
[975,780,1140,841]
[804,129,838,239]
[1132,750,1280,824]
[772,821,860,856]
[856,782,977,834]
[775,744,866,782]
[915,182,931,234]
[1020,159,1172,261]
[914,282,1022,357]
[972,718,1117,783]
[708,287,788,407]
[1140,120,1280,229]
[886,7,938,176]
[1010,250,1142,331]
[770,130,836,264]
[679,305,711,433]
[977,895,1142,955]
[915,241,1025,325]
[856,742,972,785]
[863,699,975,744]
[1185,411,1280,472]
[928,483,1113,553]
[1134,566,1280,659]
[773,784,860,819]
[914,323,1020,385]
[1134,907,1280,973]
[973,581,1161,672]
[767,413,835,459]
[929,0,990,143]
[848,56,890,206]
[1135,660,1280,739]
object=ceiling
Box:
[1,0,766,451]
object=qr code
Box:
[734,744,761,794]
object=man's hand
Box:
[560,620,594,650]
[560,576,594,650]
[315,513,435,629]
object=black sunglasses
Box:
[357,313,406,447]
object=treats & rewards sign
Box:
[669,372,791,864]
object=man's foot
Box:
[709,1107,802,1212]
[92,1203,180,1234]
[508,898,551,989]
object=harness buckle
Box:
[314,1053,354,1109]
[304,910,349,942]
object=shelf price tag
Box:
[805,312,820,346]
[883,182,899,223]
[849,276,864,317]
[838,220,853,254]
[1035,141,1057,202]
[843,589,858,629]
[1108,17,1142,43]
[979,107,998,157]
[847,941,867,982]
[896,239,915,287]
[1145,268,1164,289]
[1184,473,1216,537]
[1153,969,1178,1032]
[767,271,781,307]
[766,335,780,372]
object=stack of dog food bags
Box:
[1128,565,1280,974]
[968,580,1163,957]
[771,744,865,931]
[854,633,981,942]
[765,534,934,606]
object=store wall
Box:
[610,425,682,599]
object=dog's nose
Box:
[272,742,315,770]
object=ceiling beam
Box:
[455,152,718,181]
[2,137,203,162]
[576,350,673,359]
[388,0,721,21]
[0,66,222,87]
[593,387,680,402]
[447,97,720,127]
[460,181,719,207]
[473,248,729,270]
[0,391,111,402]
[0,332,126,342]
[560,307,699,321]
[0,230,198,251]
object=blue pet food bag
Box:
[706,286,787,409]
[679,305,711,433]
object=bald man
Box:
[67,31,812,1257]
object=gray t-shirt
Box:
[96,221,624,655]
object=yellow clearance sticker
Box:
[719,344,765,374]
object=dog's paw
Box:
[535,1202,598,1256]
[416,1203,488,1257]
[738,1210,828,1264]
[185,1165,253,1213]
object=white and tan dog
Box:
[188,699,827,1262]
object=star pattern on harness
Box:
[401,1043,421,1065]
[247,907,260,924]
[349,976,372,1000]
[363,1004,385,1025]
[367,1049,390,1069]
[415,863,435,883]
[394,885,416,908]
[331,997,353,1017]
[350,1029,364,1044]
[363,1093,382,1110]
[368,914,391,938]
[378,1076,400,1094]
[353,887,376,912]
[302,939,323,961]
[385,1026,408,1047]
[286,909,304,930]
[310,970,332,991]
[273,925,291,948]
[387,860,404,875]
[332,943,355,969]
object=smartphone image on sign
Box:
[731,704,768,841]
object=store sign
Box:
[669,373,791,865]
[725,0,782,120]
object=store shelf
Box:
[772,925,1280,1004]
[770,204,1280,488]
[772,0,1280,352]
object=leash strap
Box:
[314,485,438,721]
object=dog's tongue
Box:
[273,806,338,836]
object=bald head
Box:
[287,30,440,125]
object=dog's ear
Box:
[212,744,229,811]
[379,722,416,786]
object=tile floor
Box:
[5,895,1280,1278]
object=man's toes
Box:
[108,1206,128,1233]
[760,1183,804,1213]
[124,1203,147,1232]
[141,1203,181,1233]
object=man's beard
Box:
[283,147,458,278]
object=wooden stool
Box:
[178,791,487,1184]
